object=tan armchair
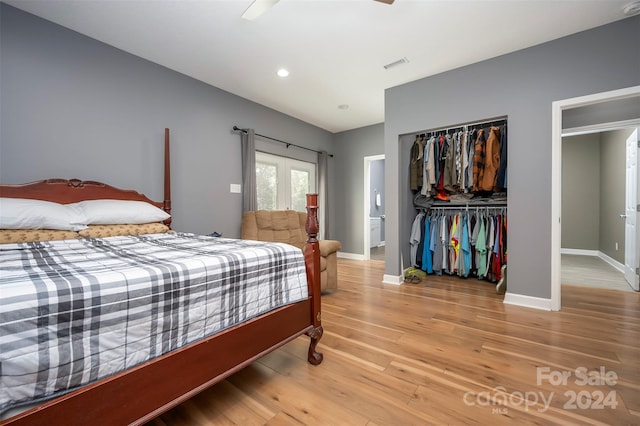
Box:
[241,210,341,292]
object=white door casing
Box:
[624,128,639,290]
[552,85,640,310]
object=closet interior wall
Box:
[408,116,508,290]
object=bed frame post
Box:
[304,193,323,365]
[163,128,172,227]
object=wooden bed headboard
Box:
[0,129,172,226]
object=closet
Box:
[408,116,507,292]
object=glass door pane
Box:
[290,168,310,212]
[256,161,278,210]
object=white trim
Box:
[563,118,640,137]
[561,248,599,256]
[561,248,626,273]
[503,292,552,311]
[551,85,640,312]
[382,274,403,285]
[337,251,365,261]
[599,251,625,273]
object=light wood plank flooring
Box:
[562,254,634,292]
[148,259,640,425]
[369,245,385,261]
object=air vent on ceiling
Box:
[384,57,409,70]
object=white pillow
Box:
[71,199,170,225]
[0,197,88,231]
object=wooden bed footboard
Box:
[0,129,323,425]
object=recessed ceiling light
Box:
[277,68,289,78]
[338,104,349,110]
[623,1,640,15]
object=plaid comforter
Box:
[0,233,308,414]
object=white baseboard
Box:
[383,274,403,285]
[561,248,625,273]
[337,252,365,261]
[561,248,598,256]
[503,292,552,311]
[597,251,625,273]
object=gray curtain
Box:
[241,128,257,212]
[317,150,329,239]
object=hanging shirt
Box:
[422,217,433,273]
[460,131,469,190]
[449,213,459,273]
[480,126,501,191]
[472,129,486,192]
[460,215,471,278]
[429,216,442,272]
[433,215,444,275]
[496,124,508,190]
[466,129,476,192]
[476,215,488,279]
[422,136,437,195]
[410,212,424,267]
[410,136,424,191]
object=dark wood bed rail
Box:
[0,129,323,425]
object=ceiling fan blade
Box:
[374,0,395,4]
[242,0,280,20]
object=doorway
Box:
[364,155,385,261]
[551,85,640,310]
[561,128,638,292]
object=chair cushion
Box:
[254,210,305,247]
[319,239,342,257]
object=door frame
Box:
[364,154,385,260]
[551,85,640,310]
[625,128,639,290]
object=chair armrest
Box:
[318,239,342,257]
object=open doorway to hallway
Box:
[561,127,638,292]
[364,155,385,261]
[552,86,640,310]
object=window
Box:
[256,152,316,211]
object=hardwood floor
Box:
[562,254,634,292]
[147,259,640,425]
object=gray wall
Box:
[333,123,384,255]
[0,4,335,238]
[600,128,633,263]
[385,16,640,298]
[562,134,600,250]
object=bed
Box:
[0,129,323,425]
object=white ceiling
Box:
[5,0,635,133]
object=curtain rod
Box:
[233,126,334,158]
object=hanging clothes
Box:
[410,136,424,191]
[496,124,508,190]
[414,207,507,283]
[472,129,487,193]
[409,211,425,267]
[480,126,501,192]
[409,117,508,288]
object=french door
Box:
[256,152,316,212]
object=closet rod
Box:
[425,203,507,211]
[232,126,334,157]
[415,115,508,137]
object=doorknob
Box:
[620,214,627,219]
